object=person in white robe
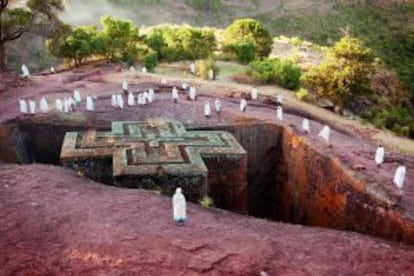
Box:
[122,80,128,94]
[302,118,310,133]
[117,94,124,109]
[182,83,188,91]
[137,93,145,106]
[63,98,70,113]
[29,100,36,114]
[208,69,214,80]
[19,99,28,114]
[50,66,56,74]
[215,99,221,114]
[189,86,196,101]
[141,66,147,73]
[276,94,284,106]
[143,91,150,104]
[393,162,406,195]
[240,99,247,112]
[190,62,196,75]
[111,94,117,107]
[204,101,212,118]
[21,64,30,78]
[251,87,258,100]
[128,92,135,106]
[148,89,154,103]
[40,97,48,113]
[86,95,94,111]
[161,77,167,85]
[276,106,283,120]
[74,90,81,104]
[318,125,330,142]
[375,145,385,167]
[55,99,63,113]
[129,66,136,73]
[172,87,179,103]
[172,187,187,226]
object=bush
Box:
[195,57,219,80]
[222,18,272,60]
[225,42,255,64]
[143,51,158,72]
[248,58,302,89]
[199,196,214,208]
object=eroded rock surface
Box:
[1,164,413,275]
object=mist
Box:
[58,0,197,28]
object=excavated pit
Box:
[1,118,414,244]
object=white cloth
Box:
[40,97,48,113]
[393,165,406,189]
[172,87,179,102]
[251,88,258,100]
[21,64,30,77]
[276,94,284,104]
[74,90,81,103]
[19,99,28,114]
[29,100,36,114]
[161,78,167,85]
[122,80,128,91]
[128,92,135,106]
[302,118,310,132]
[208,69,214,80]
[189,86,196,101]
[190,63,196,74]
[50,66,56,73]
[204,102,211,117]
[55,99,63,112]
[375,146,385,165]
[172,188,187,222]
[117,94,124,109]
[137,93,144,106]
[240,99,247,112]
[111,94,117,107]
[143,92,150,104]
[215,99,221,113]
[276,106,283,120]
[86,95,94,111]
[148,89,154,103]
[142,66,147,73]
[318,125,330,142]
[63,98,70,113]
[182,83,188,90]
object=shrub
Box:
[143,51,158,72]
[225,42,255,64]
[248,58,302,89]
[222,18,272,60]
[199,196,214,208]
[195,57,219,80]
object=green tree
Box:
[222,18,272,60]
[0,0,64,70]
[301,36,374,110]
[100,15,142,63]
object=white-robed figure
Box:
[251,87,258,100]
[318,125,330,142]
[172,87,179,103]
[393,162,406,195]
[182,83,188,91]
[204,101,212,118]
[50,66,56,74]
[190,62,196,75]
[86,95,94,111]
[189,86,196,101]
[208,69,214,80]
[148,88,155,103]
[141,66,147,73]
[276,106,283,120]
[240,99,247,113]
[215,99,221,114]
[73,90,81,104]
[40,97,49,113]
[111,94,117,107]
[172,187,187,226]
[55,99,63,112]
[116,94,124,109]
[122,79,128,94]
[137,93,145,106]
[375,145,385,167]
[19,98,28,114]
[143,91,150,104]
[161,77,167,85]
[129,66,136,73]
[276,94,284,106]
[302,118,310,133]
[128,92,135,106]
[29,99,36,114]
[21,64,30,78]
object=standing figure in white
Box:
[276,106,283,120]
[204,101,212,118]
[172,187,187,226]
[393,162,406,196]
[172,87,179,103]
[251,87,258,100]
[19,98,28,114]
[318,125,330,143]
[215,99,221,114]
[375,144,385,167]
[240,99,247,112]
[302,118,310,133]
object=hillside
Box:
[5,0,414,95]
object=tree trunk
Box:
[0,42,6,71]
